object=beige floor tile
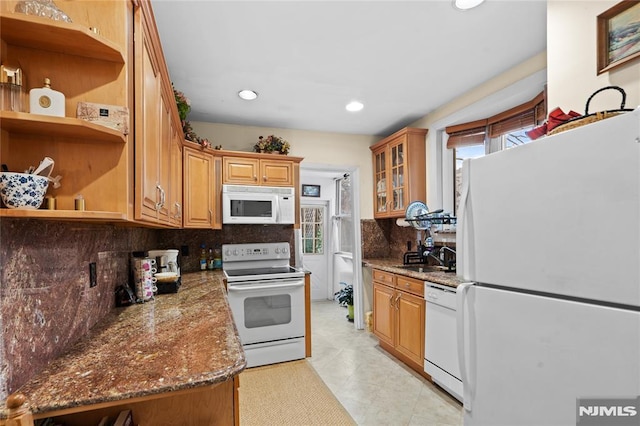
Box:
[311,300,463,426]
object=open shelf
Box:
[0,13,125,63]
[0,111,127,144]
[0,208,127,221]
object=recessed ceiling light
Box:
[453,0,485,10]
[238,89,258,100]
[346,101,364,112]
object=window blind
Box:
[487,91,546,138]
[445,91,546,148]
[445,119,487,149]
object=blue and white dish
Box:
[0,172,49,209]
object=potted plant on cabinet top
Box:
[254,135,290,155]
[334,282,354,321]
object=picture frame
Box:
[597,0,640,74]
[301,184,321,197]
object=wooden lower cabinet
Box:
[34,377,239,426]
[372,269,426,376]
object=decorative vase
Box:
[347,304,354,321]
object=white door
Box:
[459,285,640,426]
[301,202,330,300]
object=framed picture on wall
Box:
[597,0,640,74]
[301,184,321,197]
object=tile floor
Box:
[308,300,463,426]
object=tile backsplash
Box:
[1,216,429,401]
[0,219,294,401]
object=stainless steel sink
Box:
[394,265,447,272]
[394,265,446,273]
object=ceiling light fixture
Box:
[238,89,258,100]
[346,101,364,112]
[453,0,485,11]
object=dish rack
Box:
[405,211,457,228]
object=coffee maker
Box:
[148,249,181,293]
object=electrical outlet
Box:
[181,245,189,256]
[89,262,97,288]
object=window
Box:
[335,174,353,253]
[301,207,324,254]
[447,91,546,212]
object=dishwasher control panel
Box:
[424,282,458,309]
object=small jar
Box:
[0,65,25,112]
[213,248,222,269]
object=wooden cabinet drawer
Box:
[373,269,395,285]
[396,275,424,297]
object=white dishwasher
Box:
[424,282,463,402]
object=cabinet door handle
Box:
[174,202,182,219]
[394,293,401,309]
[209,209,213,222]
[155,184,165,210]
[253,176,258,181]
[263,176,267,182]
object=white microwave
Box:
[222,184,296,225]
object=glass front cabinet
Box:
[371,128,428,219]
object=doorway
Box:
[298,164,364,330]
[300,201,330,300]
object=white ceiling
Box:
[151,0,547,137]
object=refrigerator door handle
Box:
[457,281,474,411]
[456,159,472,279]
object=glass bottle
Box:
[0,65,25,112]
[199,244,207,271]
[213,247,222,270]
[207,248,215,270]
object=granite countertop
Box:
[363,258,463,288]
[11,271,246,416]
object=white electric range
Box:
[223,242,306,368]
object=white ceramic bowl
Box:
[0,172,49,209]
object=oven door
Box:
[227,277,305,345]
[222,191,277,224]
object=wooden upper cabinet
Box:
[183,145,221,229]
[370,128,428,219]
[169,126,183,227]
[222,157,260,185]
[260,159,294,186]
[223,155,294,187]
[133,0,182,228]
[220,150,303,228]
[0,1,132,221]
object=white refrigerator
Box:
[456,108,640,426]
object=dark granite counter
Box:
[363,258,463,288]
[9,271,245,416]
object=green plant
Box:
[173,84,213,149]
[254,135,290,154]
[173,84,191,121]
[334,282,353,306]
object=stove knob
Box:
[275,248,281,254]
[282,247,288,254]
[233,249,239,256]
[225,249,231,256]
